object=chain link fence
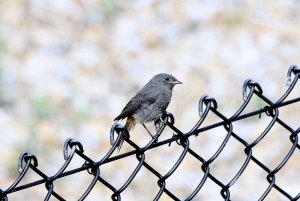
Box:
[1,65,300,201]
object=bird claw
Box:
[168,133,180,147]
[152,136,159,144]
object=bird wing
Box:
[114,90,157,121]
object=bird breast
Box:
[134,89,172,123]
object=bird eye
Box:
[165,77,170,81]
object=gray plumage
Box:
[114,73,182,150]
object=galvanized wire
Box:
[1,65,300,201]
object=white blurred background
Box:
[0,0,300,200]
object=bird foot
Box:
[152,134,159,143]
[168,133,180,147]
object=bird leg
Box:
[142,123,155,139]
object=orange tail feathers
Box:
[117,117,135,151]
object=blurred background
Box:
[0,0,300,200]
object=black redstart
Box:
[114,73,182,150]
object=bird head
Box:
[152,73,182,89]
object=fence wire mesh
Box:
[1,66,300,201]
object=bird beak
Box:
[168,80,182,85]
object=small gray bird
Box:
[114,73,182,150]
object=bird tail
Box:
[117,117,134,151]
